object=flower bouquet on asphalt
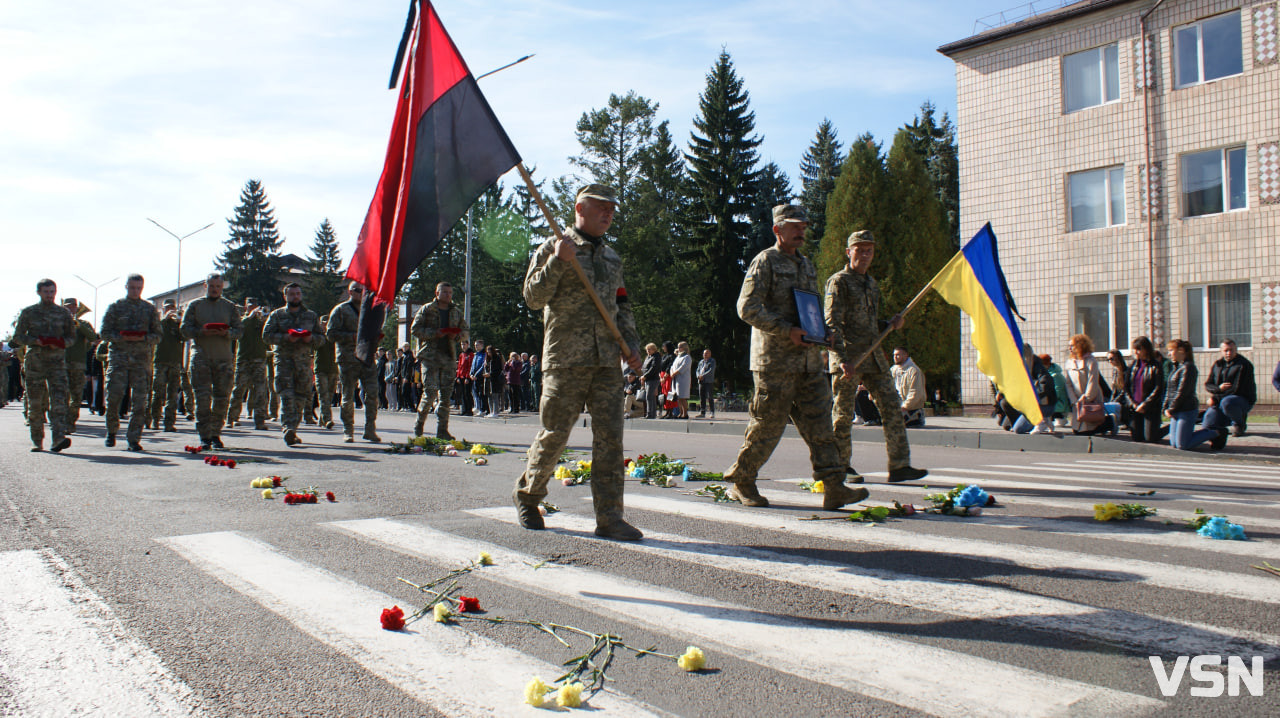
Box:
[924,484,995,516]
[1092,502,1156,521]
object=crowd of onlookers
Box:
[379,339,541,417]
[994,334,1263,452]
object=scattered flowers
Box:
[325,491,336,502]
[556,682,585,708]
[283,492,319,505]
[540,501,560,515]
[1092,502,1157,521]
[478,551,494,566]
[469,445,490,455]
[380,605,406,631]
[261,489,273,499]
[433,602,452,623]
[524,677,551,706]
[249,477,283,489]
[678,646,707,672]
[1196,516,1247,541]
[456,595,481,612]
[924,484,996,516]
[558,460,594,486]
[203,455,237,468]
[799,480,825,493]
[691,484,734,502]
[184,445,203,453]
[1253,561,1280,578]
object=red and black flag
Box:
[347,0,521,307]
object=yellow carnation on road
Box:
[470,445,489,455]
[523,677,551,706]
[478,551,494,566]
[811,480,825,493]
[677,646,706,671]
[554,466,572,480]
[433,602,452,622]
[261,489,273,499]
[556,681,584,708]
[1093,503,1124,521]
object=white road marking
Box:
[1081,458,1280,478]
[329,518,1163,718]
[626,493,1280,606]
[986,463,1278,489]
[160,532,662,718]
[465,507,1280,660]
[0,549,201,718]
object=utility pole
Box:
[71,274,120,327]
[147,219,214,306]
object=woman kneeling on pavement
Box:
[1164,339,1229,451]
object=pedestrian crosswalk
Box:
[4,456,1277,716]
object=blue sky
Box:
[1,0,1029,323]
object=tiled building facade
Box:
[940,0,1279,406]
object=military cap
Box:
[576,183,619,206]
[162,299,176,307]
[62,297,78,306]
[772,204,808,225]
[847,230,875,247]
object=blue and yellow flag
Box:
[931,224,1041,424]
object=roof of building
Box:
[938,0,1138,57]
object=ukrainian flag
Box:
[931,224,1041,424]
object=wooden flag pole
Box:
[843,270,942,375]
[516,163,634,362]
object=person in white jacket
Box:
[890,347,927,427]
[670,341,693,419]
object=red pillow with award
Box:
[38,336,67,348]
[439,327,461,336]
[287,329,312,338]
[204,322,230,331]
[120,330,147,338]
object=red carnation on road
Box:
[380,606,405,631]
[457,596,481,613]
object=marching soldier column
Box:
[12,279,76,452]
[327,283,381,443]
[99,274,161,452]
[227,297,270,431]
[181,273,243,450]
[264,283,322,447]
[150,299,185,432]
[411,281,468,441]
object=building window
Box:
[1074,293,1128,352]
[1063,44,1119,112]
[1068,166,1125,231]
[1174,11,1243,88]
[1186,283,1251,349]
[1181,146,1247,216]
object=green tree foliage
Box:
[817,134,889,286]
[800,118,844,247]
[306,219,345,317]
[746,162,793,260]
[569,91,658,207]
[684,50,762,382]
[218,179,284,305]
[903,101,960,249]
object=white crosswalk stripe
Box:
[982,463,1278,489]
[0,549,201,718]
[327,517,1163,717]
[159,531,662,718]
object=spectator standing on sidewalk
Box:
[696,348,716,418]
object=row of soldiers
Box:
[11,273,391,452]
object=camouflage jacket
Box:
[523,227,640,370]
[325,300,362,365]
[236,311,268,362]
[12,302,77,358]
[264,306,322,360]
[824,267,889,374]
[100,297,161,360]
[64,319,100,365]
[411,300,468,368]
[154,313,184,365]
[738,246,825,374]
[181,295,244,363]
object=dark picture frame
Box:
[792,289,830,346]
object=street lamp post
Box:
[71,274,120,327]
[147,219,214,307]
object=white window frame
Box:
[1067,165,1125,231]
[1184,282,1252,350]
[1062,43,1120,113]
[1180,145,1247,217]
[1073,292,1129,353]
[1173,10,1244,89]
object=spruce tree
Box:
[569,91,658,208]
[685,50,762,383]
[904,102,960,249]
[746,162,793,260]
[306,218,345,317]
[218,179,284,304]
[817,134,889,286]
[800,119,845,246]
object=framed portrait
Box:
[792,289,830,346]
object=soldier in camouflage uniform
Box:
[101,274,162,450]
[227,297,270,430]
[826,230,928,483]
[150,299,183,432]
[313,316,338,429]
[411,281,468,439]
[266,350,279,421]
[181,273,243,449]
[181,346,195,421]
[13,279,76,452]
[514,184,644,541]
[327,283,380,443]
[723,205,869,510]
[0,345,11,408]
[61,298,98,434]
[263,283,322,447]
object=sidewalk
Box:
[446,408,1280,463]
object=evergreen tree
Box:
[684,50,762,383]
[903,101,960,249]
[568,91,658,208]
[799,119,844,246]
[218,179,284,304]
[816,134,889,286]
[746,161,793,259]
[306,218,345,317]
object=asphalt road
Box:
[1,405,1277,717]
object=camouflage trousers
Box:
[315,372,337,426]
[181,370,194,418]
[66,364,86,429]
[227,358,268,424]
[725,371,844,485]
[415,364,454,436]
[515,366,626,523]
[831,370,910,471]
[191,354,234,441]
[151,362,182,429]
[338,360,378,436]
[106,353,151,443]
[266,361,279,419]
[274,355,314,433]
[24,350,68,446]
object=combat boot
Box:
[210,436,225,449]
[515,498,545,530]
[823,482,869,510]
[846,466,865,483]
[284,429,301,446]
[51,437,71,453]
[104,434,116,448]
[255,419,268,431]
[729,482,770,507]
[363,428,381,443]
[413,417,426,438]
[887,466,928,483]
[436,429,455,441]
[594,516,643,541]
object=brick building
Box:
[939,0,1278,406]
